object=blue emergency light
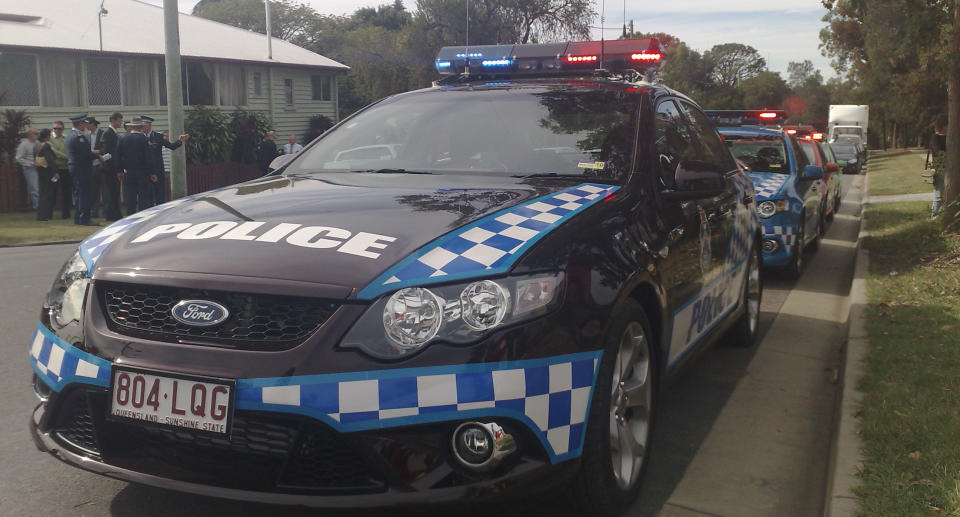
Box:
[434,38,664,77]
[705,110,788,127]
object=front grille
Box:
[54,391,386,493]
[99,281,339,350]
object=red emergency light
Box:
[758,112,778,119]
[812,132,824,140]
[566,55,599,63]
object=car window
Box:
[790,136,810,170]
[724,135,789,175]
[677,100,737,172]
[287,86,641,183]
[798,141,819,165]
[654,100,699,190]
[821,142,837,163]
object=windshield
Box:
[834,127,863,136]
[285,86,640,182]
[832,144,856,155]
[725,137,790,174]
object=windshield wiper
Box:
[512,172,613,182]
[351,168,433,175]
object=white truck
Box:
[828,105,869,145]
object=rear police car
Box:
[29,39,761,515]
[708,110,825,278]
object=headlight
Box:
[344,273,564,359]
[757,200,788,218]
[45,250,89,330]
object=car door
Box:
[788,136,820,242]
[676,100,740,280]
[650,98,711,367]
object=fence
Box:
[0,162,264,213]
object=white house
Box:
[0,0,348,138]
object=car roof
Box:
[430,77,693,103]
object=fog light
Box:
[761,239,779,253]
[451,421,517,470]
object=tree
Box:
[413,0,594,46]
[704,43,767,88]
[945,0,960,228]
[659,42,714,103]
[741,71,790,110]
[621,30,681,51]
[193,0,321,45]
[787,60,822,89]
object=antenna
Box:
[463,0,470,75]
[622,0,627,38]
[599,0,605,70]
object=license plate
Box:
[109,367,235,435]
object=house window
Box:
[217,64,246,106]
[311,75,331,101]
[39,55,81,107]
[122,59,156,106]
[253,72,262,96]
[86,57,122,106]
[0,53,39,106]
[284,78,293,106]
[185,62,215,105]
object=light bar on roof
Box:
[705,110,788,127]
[434,38,664,76]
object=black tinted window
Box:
[288,87,640,183]
[726,136,789,174]
[654,100,699,189]
[790,136,810,169]
[678,101,737,171]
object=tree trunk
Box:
[943,0,960,230]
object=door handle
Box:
[742,195,754,204]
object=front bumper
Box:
[28,312,597,506]
[30,395,578,507]
[758,213,801,267]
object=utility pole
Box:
[163,0,187,199]
[265,0,273,59]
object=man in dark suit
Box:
[88,118,104,218]
[99,112,124,221]
[116,118,153,214]
[256,131,280,174]
[140,115,188,206]
[66,114,102,226]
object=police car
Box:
[29,39,761,515]
[708,111,825,278]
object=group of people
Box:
[16,112,188,225]
[256,132,303,173]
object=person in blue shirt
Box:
[140,115,188,205]
[65,114,102,226]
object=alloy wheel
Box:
[609,322,652,490]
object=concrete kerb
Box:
[824,173,869,517]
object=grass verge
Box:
[865,152,932,197]
[0,212,102,246]
[857,200,960,514]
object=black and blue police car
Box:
[708,110,825,278]
[28,39,761,515]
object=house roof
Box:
[0,0,348,70]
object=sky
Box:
[146,0,833,77]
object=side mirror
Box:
[826,162,840,173]
[662,160,726,200]
[837,160,848,167]
[268,154,295,172]
[802,165,824,180]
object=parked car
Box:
[28,38,762,516]
[830,140,864,174]
[798,138,842,222]
[706,111,824,278]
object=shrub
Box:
[229,109,273,164]
[303,114,335,145]
[184,107,234,165]
[1,109,30,165]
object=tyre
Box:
[571,300,656,517]
[785,217,804,279]
[724,243,762,347]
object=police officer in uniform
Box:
[65,114,102,226]
[140,116,188,205]
[116,118,153,214]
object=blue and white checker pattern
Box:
[29,323,111,392]
[358,183,619,299]
[79,197,190,272]
[725,176,759,268]
[747,173,788,199]
[764,225,797,251]
[236,351,602,462]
